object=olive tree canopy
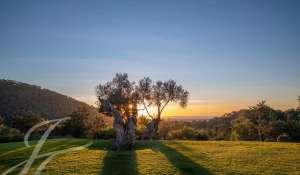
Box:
[136,77,189,138]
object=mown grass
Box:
[0,139,299,175]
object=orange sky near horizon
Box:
[158,101,299,118]
[77,96,299,118]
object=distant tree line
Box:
[156,100,300,142]
[1,99,299,143]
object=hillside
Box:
[0,79,107,124]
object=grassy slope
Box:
[0,139,299,175]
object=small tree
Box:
[232,115,258,140]
[0,117,4,128]
[248,101,273,141]
[297,96,300,110]
[65,107,89,138]
[85,114,107,139]
[12,114,45,133]
[137,77,189,139]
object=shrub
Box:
[0,127,23,143]
[277,134,291,142]
[95,128,115,139]
[230,130,239,141]
[168,127,208,140]
[196,132,209,140]
[264,137,276,142]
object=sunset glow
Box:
[1,0,299,119]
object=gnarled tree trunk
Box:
[125,116,137,149]
[110,107,126,150]
[104,101,136,150]
[146,118,160,140]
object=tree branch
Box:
[160,99,170,114]
[143,102,154,119]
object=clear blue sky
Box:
[1,0,299,116]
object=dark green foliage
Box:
[232,116,258,140]
[95,128,116,139]
[158,101,300,142]
[230,101,300,141]
[64,107,89,138]
[168,127,208,140]
[11,114,46,133]
[0,127,23,143]
[0,117,4,128]
[63,107,107,138]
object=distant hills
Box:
[0,79,109,124]
[165,116,217,121]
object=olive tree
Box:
[96,73,138,150]
[137,77,189,139]
[96,73,189,149]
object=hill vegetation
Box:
[0,79,112,142]
[0,79,97,122]
[158,101,300,142]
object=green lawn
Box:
[0,139,299,175]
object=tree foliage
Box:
[160,100,300,142]
[64,106,107,138]
[137,78,188,118]
[136,77,189,138]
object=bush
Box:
[230,130,239,141]
[136,128,146,140]
[95,128,115,139]
[196,132,209,140]
[264,137,276,142]
[277,134,291,142]
[168,127,208,140]
[0,127,23,143]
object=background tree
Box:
[63,106,107,138]
[232,115,258,140]
[285,108,300,141]
[247,101,274,141]
[298,96,300,110]
[137,77,189,139]
[64,107,90,138]
[84,113,107,139]
[12,114,46,133]
[0,117,4,128]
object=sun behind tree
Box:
[96,73,189,149]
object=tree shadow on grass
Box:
[99,150,138,175]
[151,142,213,175]
[92,140,213,175]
